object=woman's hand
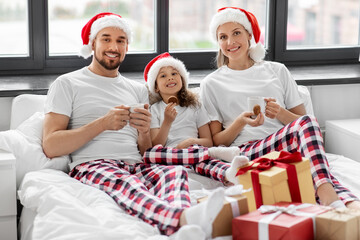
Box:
[164,103,177,124]
[264,98,281,119]
[237,111,264,127]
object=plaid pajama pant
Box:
[143,144,230,183]
[69,159,191,235]
[238,115,359,204]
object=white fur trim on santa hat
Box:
[79,15,132,59]
[248,38,266,63]
[147,57,189,97]
[209,8,252,42]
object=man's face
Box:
[92,27,128,71]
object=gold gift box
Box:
[238,151,316,211]
[198,194,248,238]
[316,209,360,240]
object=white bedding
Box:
[17,153,360,240]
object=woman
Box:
[200,7,360,209]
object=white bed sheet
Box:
[18,153,360,240]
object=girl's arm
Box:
[210,112,265,147]
[265,98,306,125]
[175,123,213,149]
[150,103,177,146]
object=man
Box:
[42,12,224,238]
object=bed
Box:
[1,87,360,240]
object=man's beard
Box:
[94,52,122,70]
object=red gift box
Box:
[232,202,330,240]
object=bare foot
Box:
[316,182,339,206]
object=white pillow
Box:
[0,112,69,189]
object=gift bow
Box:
[236,151,303,176]
[235,151,303,208]
[258,204,317,240]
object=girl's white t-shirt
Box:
[200,61,303,146]
[45,67,149,170]
[150,101,210,147]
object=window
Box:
[0,0,359,74]
[169,0,268,51]
[47,0,155,56]
[287,0,360,49]
[0,0,29,57]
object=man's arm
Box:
[42,106,131,158]
[129,104,152,155]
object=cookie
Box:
[168,96,178,104]
[253,104,261,115]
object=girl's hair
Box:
[177,80,199,108]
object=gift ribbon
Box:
[200,185,250,217]
[258,204,317,240]
[236,151,303,208]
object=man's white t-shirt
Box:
[45,67,149,170]
[200,61,303,146]
[150,101,210,147]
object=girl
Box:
[200,7,360,209]
[143,52,248,186]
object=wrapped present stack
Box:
[236,151,316,211]
[232,202,330,240]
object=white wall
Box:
[0,97,13,131]
[309,84,360,128]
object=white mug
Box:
[247,96,266,118]
[129,103,145,113]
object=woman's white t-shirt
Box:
[45,67,149,170]
[150,101,210,147]
[200,61,303,146]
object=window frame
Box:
[0,0,359,75]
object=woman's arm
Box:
[175,123,213,149]
[265,98,306,125]
[210,112,265,146]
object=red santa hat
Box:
[144,52,189,97]
[209,7,265,62]
[79,12,132,59]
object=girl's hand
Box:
[175,138,196,149]
[164,103,177,124]
[264,98,281,119]
[237,111,264,127]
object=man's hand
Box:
[101,105,130,131]
[129,104,151,134]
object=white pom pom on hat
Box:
[79,12,132,59]
[144,52,189,98]
[209,7,265,62]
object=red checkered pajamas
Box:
[143,144,230,183]
[237,115,358,204]
[69,159,191,235]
